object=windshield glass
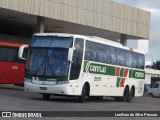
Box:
[26,48,69,77]
[30,36,72,48]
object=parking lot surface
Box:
[0,85,159,120]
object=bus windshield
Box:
[26,48,69,77]
[30,36,73,48]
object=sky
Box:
[111,0,160,65]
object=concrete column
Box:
[36,16,45,33]
[120,34,127,46]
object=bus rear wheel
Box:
[78,84,87,103]
[42,94,50,100]
[127,88,134,102]
[121,87,129,102]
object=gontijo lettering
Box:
[90,65,106,73]
[135,72,145,78]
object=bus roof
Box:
[33,33,145,54]
[0,42,22,48]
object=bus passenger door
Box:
[69,38,84,81]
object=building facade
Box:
[0,0,150,44]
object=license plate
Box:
[40,87,47,90]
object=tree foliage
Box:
[151,60,160,70]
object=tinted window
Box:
[85,41,96,61]
[110,47,117,65]
[117,49,126,66]
[0,47,25,63]
[31,36,73,48]
[0,47,8,61]
[106,47,111,63]
[126,51,133,67]
[96,44,106,63]
[84,40,144,70]
[7,48,17,61]
[132,53,139,68]
[138,54,145,69]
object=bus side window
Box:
[117,49,126,66]
[0,47,8,61]
[96,44,105,63]
[70,38,84,80]
[132,53,139,68]
[0,47,17,62]
[7,48,17,62]
[126,51,132,67]
[110,47,117,65]
[106,46,111,64]
[138,54,145,69]
[85,41,96,61]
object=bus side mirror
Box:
[68,47,75,62]
[18,45,28,60]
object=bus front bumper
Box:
[24,82,81,96]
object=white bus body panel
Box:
[25,33,145,98]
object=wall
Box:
[0,0,150,39]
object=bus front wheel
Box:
[78,84,87,103]
[42,94,50,100]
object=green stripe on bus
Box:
[83,61,145,79]
[129,69,145,79]
[84,62,115,76]
[120,68,124,77]
[116,77,121,87]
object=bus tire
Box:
[42,94,50,100]
[127,87,134,102]
[78,84,87,103]
[122,87,129,102]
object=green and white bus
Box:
[19,33,145,103]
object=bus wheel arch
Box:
[77,82,90,103]
[85,82,90,97]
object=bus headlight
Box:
[56,81,69,85]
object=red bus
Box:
[0,42,27,85]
